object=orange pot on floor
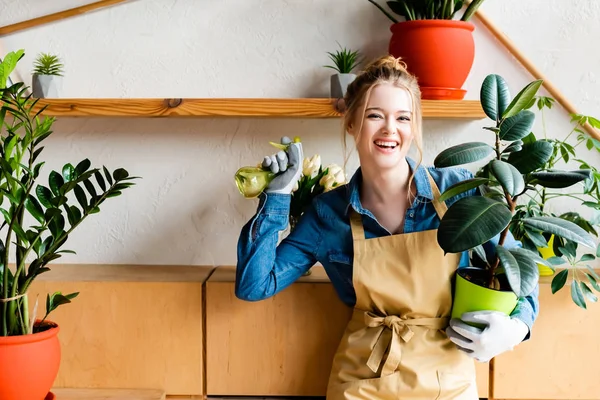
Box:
[0,321,61,400]
[389,20,475,100]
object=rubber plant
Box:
[0,49,138,336]
[433,73,597,314]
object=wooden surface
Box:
[205,280,352,396]
[0,0,130,36]
[32,263,214,282]
[29,98,486,119]
[493,282,600,399]
[28,280,204,395]
[51,388,165,400]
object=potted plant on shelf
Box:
[0,49,138,400]
[32,52,65,98]
[324,43,362,99]
[433,73,597,318]
[367,0,486,100]
[505,97,600,308]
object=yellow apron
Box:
[326,170,478,400]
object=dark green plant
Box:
[0,50,138,336]
[324,44,361,74]
[433,74,597,305]
[504,96,600,308]
[367,0,485,22]
[32,52,64,76]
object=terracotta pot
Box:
[0,321,61,400]
[389,20,475,100]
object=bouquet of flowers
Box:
[289,154,346,230]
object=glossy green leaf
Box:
[499,110,535,141]
[94,170,106,191]
[587,273,600,292]
[571,280,586,309]
[529,170,592,189]
[502,140,523,154]
[439,178,488,202]
[62,163,75,182]
[74,184,87,210]
[523,216,596,249]
[507,141,554,174]
[506,247,540,297]
[113,168,129,181]
[48,171,64,196]
[496,245,521,296]
[480,74,511,121]
[438,196,512,253]
[434,142,494,168]
[551,269,569,294]
[103,166,113,186]
[502,80,544,119]
[75,159,91,177]
[25,195,44,224]
[35,185,53,208]
[490,160,525,197]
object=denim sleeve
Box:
[235,192,321,301]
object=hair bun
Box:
[363,55,408,74]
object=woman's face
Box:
[349,83,414,173]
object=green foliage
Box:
[367,0,486,22]
[32,52,64,76]
[0,50,138,336]
[324,44,362,74]
[434,73,597,306]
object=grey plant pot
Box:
[330,73,356,99]
[32,74,63,98]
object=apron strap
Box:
[364,311,449,376]
[425,169,448,220]
[349,210,365,240]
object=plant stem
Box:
[540,187,546,213]
[367,0,399,23]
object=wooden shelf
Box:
[51,388,165,400]
[29,98,485,119]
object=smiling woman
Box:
[235,54,538,400]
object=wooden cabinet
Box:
[493,280,600,399]
[205,266,489,397]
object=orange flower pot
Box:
[0,321,61,400]
[389,20,475,100]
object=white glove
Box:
[263,136,303,195]
[445,311,529,363]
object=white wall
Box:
[0,0,598,267]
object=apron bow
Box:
[364,311,449,376]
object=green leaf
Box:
[551,269,569,294]
[75,159,91,176]
[490,160,525,197]
[25,195,45,224]
[571,280,586,309]
[580,254,596,262]
[113,168,129,181]
[530,170,592,189]
[581,282,598,303]
[0,208,28,244]
[522,216,596,249]
[438,196,512,253]
[499,246,540,297]
[502,140,523,154]
[507,141,554,174]
[94,170,106,191]
[433,142,494,168]
[480,74,511,121]
[49,213,65,239]
[587,273,600,292]
[103,166,113,186]
[74,184,87,210]
[499,111,536,141]
[439,178,489,202]
[35,185,53,208]
[502,80,544,119]
[524,228,548,248]
[62,163,75,182]
[106,191,122,198]
[83,179,97,199]
[49,171,64,196]
[547,256,566,266]
[65,205,81,226]
[511,247,552,267]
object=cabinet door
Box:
[206,275,489,397]
[493,282,600,399]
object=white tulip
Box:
[302,154,321,178]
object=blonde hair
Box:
[341,55,423,199]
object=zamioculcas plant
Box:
[0,50,138,336]
[433,73,597,316]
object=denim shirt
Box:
[236,157,539,335]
